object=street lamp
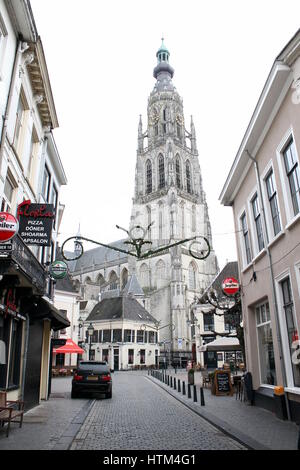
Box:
[87,322,94,360]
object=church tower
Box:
[130,40,218,363]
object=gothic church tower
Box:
[130,40,218,361]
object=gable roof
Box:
[86,297,157,324]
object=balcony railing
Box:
[2,235,47,293]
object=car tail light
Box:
[101,374,111,381]
[74,374,83,381]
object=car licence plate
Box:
[87,376,98,381]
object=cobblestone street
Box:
[70,372,245,450]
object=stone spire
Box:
[138,114,143,152]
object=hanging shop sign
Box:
[222,277,240,296]
[17,200,55,246]
[49,260,68,280]
[0,212,19,243]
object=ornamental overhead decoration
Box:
[61,223,210,262]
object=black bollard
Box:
[193,385,197,402]
[200,387,205,406]
[170,376,173,388]
[167,375,170,386]
[174,377,177,390]
[182,381,186,395]
[188,384,191,399]
[178,379,181,393]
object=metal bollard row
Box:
[151,370,205,407]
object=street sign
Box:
[222,277,239,296]
[0,212,19,242]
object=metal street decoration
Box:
[61,223,210,262]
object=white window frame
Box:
[255,300,277,387]
[0,14,8,81]
[261,161,283,242]
[238,207,252,269]
[276,128,300,227]
[275,270,300,388]
[247,187,265,257]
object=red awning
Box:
[53,339,84,354]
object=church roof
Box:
[86,296,157,323]
[66,239,129,273]
[122,274,144,297]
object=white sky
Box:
[30,0,300,270]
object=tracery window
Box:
[146,160,152,194]
[158,155,165,189]
[176,157,181,188]
[186,161,192,194]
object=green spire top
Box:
[156,37,170,63]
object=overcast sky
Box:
[30,0,300,270]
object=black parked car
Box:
[71,361,112,399]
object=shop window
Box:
[280,277,300,387]
[128,349,134,365]
[140,349,146,364]
[0,314,9,389]
[102,349,109,362]
[256,302,277,386]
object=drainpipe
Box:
[0,40,29,176]
[246,149,291,421]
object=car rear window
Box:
[78,362,109,373]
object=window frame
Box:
[263,165,282,238]
[276,129,300,225]
[255,301,277,386]
[239,210,252,267]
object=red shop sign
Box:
[0,212,19,243]
[222,277,240,296]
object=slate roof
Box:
[86,297,157,324]
[122,274,144,297]
[65,239,129,273]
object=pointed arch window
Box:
[158,155,165,189]
[146,206,152,240]
[192,205,196,232]
[188,263,197,290]
[186,161,192,194]
[146,160,152,194]
[176,157,181,188]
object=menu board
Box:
[214,370,233,396]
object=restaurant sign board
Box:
[222,277,239,296]
[0,212,19,243]
[213,370,233,396]
[17,200,55,246]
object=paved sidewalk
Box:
[0,377,94,450]
[149,369,299,450]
